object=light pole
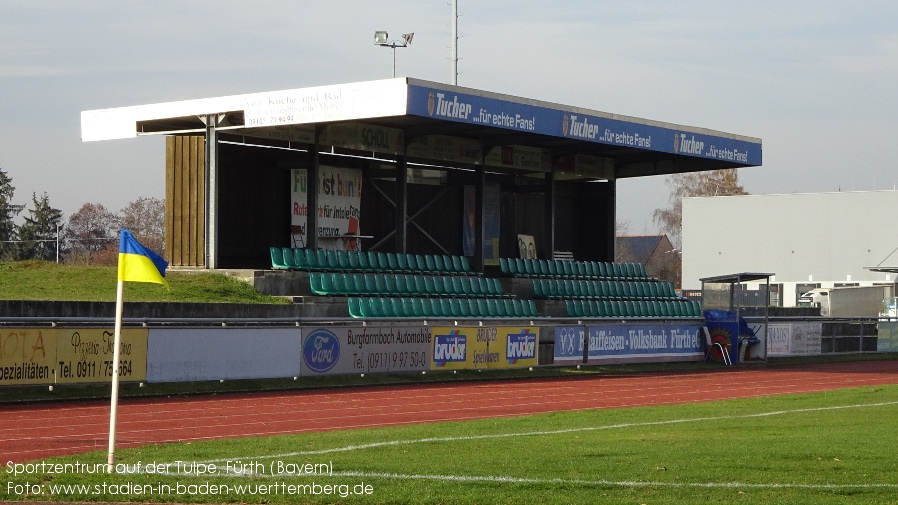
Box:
[374,31,414,78]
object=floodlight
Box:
[373,30,414,78]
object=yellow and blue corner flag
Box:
[117,229,169,289]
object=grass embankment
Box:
[3,386,898,504]
[0,260,288,304]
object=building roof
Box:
[618,235,668,264]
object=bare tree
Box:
[64,203,119,265]
[653,169,747,248]
[120,196,165,255]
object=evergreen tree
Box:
[0,166,25,260]
[16,192,64,261]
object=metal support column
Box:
[307,126,321,251]
[544,169,556,259]
[203,114,224,269]
[396,155,408,253]
[605,179,617,261]
[474,162,485,273]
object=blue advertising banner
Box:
[553,325,586,364]
[586,324,703,364]
[407,84,761,166]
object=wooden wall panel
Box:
[165,136,205,267]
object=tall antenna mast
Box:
[451,0,458,85]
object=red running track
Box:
[2,360,897,464]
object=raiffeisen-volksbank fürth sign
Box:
[406,84,761,166]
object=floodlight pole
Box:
[391,44,398,78]
[451,0,458,85]
[378,41,406,78]
[375,32,412,78]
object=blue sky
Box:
[1,1,896,234]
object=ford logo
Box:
[303,329,340,373]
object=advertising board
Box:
[302,326,431,375]
[586,323,703,364]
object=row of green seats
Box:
[271,247,472,274]
[348,297,539,319]
[565,299,702,318]
[311,272,505,297]
[499,257,647,279]
[532,279,677,300]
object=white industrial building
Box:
[682,190,898,306]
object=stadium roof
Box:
[81,77,762,179]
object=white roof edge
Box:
[81,78,410,142]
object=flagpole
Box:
[107,279,125,473]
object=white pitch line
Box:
[189,400,898,466]
[333,471,898,490]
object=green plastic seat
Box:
[364,251,378,271]
[455,298,473,318]
[369,298,387,318]
[345,273,362,295]
[334,250,349,270]
[431,276,446,295]
[438,255,452,273]
[354,251,369,270]
[439,276,455,295]
[382,298,398,317]
[321,250,336,270]
[371,252,386,271]
[381,275,396,295]
[393,253,407,271]
[518,258,532,276]
[491,278,505,297]
[408,275,423,295]
[437,298,453,317]
[421,255,436,273]
[458,256,471,274]
[561,261,575,277]
[393,275,408,295]
[333,273,352,295]
[499,257,512,276]
[308,249,324,270]
[444,298,460,317]
[308,272,325,294]
[386,253,399,271]
[345,251,361,270]
[689,301,702,317]
[331,273,348,295]
[347,297,365,318]
[420,275,435,295]
[275,247,295,269]
[532,279,547,299]
[270,247,289,269]
[374,274,390,295]
[398,297,414,317]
